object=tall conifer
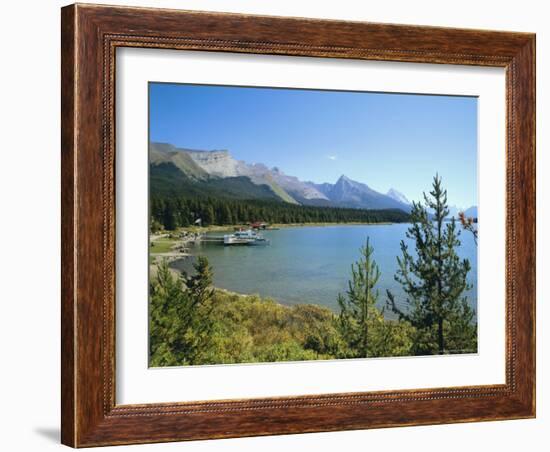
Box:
[387,175,475,355]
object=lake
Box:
[171,223,477,314]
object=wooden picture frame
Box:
[61,3,535,447]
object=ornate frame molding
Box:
[62,4,535,447]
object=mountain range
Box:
[150,142,476,216]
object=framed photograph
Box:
[61,4,535,447]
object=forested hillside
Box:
[150,161,411,229]
[150,195,410,229]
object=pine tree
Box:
[149,257,216,366]
[220,204,233,225]
[337,237,381,358]
[162,202,178,230]
[387,175,475,355]
[202,204,215,226]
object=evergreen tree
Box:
[149,257,216,366]
[186,256,215,310]
[150,194,411,230]
[387,175,475,355]
[337,237,381,358]
[220,204,233,225]
[177,200,190,227]
[162,203,178,230]
[203,204,215,226]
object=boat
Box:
[223,229,270,246]
[247,236,270,246]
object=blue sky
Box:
[149,83,478,208]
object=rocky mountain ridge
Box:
[150,142,474,215]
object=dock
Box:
[198,236,225,243]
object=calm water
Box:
[172,224,477,314]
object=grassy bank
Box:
[150,237,178,253]
[149,262,416,367]
[202,289,344,364]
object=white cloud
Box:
[327,155,337,161]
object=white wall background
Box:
[0,1,545,451]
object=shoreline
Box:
[167,221,397,235]
[269,221,394,229]
[211,286,343,316]
[150,222,399,315]
[149,224,476,320]
[149,256,333,313]
[148,222,399,262]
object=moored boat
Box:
[223,229,270,246]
